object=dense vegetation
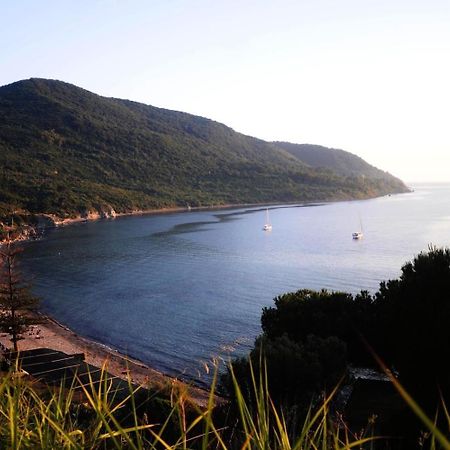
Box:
[224,247,450,446]
[0,78,408,225]
[275,142,399,179]
[373,247,450,409]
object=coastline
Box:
[49,193,403,228]
[0,192,411,403]
[1,201,294,245]
[1,201,318,246]
[0,311,214,407]
[1,188,411,245]
[50,200,308,227]
[0,199,317,404]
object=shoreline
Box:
[0,200,309,403]
[0,310,214,407]
[1,190,410,245]
[50,200,319,227]
[51,193,406,227]
[1,201,308,244]
[0,192,410,403]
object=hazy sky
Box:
[2,0,449,182]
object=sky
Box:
[1,0,450,183]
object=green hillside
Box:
[275,142,396,179]
[0,78,408,224]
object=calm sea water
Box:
[20,183,450,383]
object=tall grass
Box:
[222,361,379,450]
[0,359,380,450]
[0,363,155,449]
[6,356,450,449]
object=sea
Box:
[20,183,450,384]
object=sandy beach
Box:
[0,312,214,407]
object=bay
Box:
[20,183,450,383]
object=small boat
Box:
[263,209,272,231]
[352,215,363,239]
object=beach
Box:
[0,312,214,407]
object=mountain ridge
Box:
[274,141,396,180]
[0,78,408,230]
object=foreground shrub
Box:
[374,247,450,410]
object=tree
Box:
[261,289,378,365]
[374,246,450,409]
[0,241,40,352]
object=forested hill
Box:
[274,142,396,180]
[0,78,408,222]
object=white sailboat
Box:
[263,208,272,231]
[352,215,363,239]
